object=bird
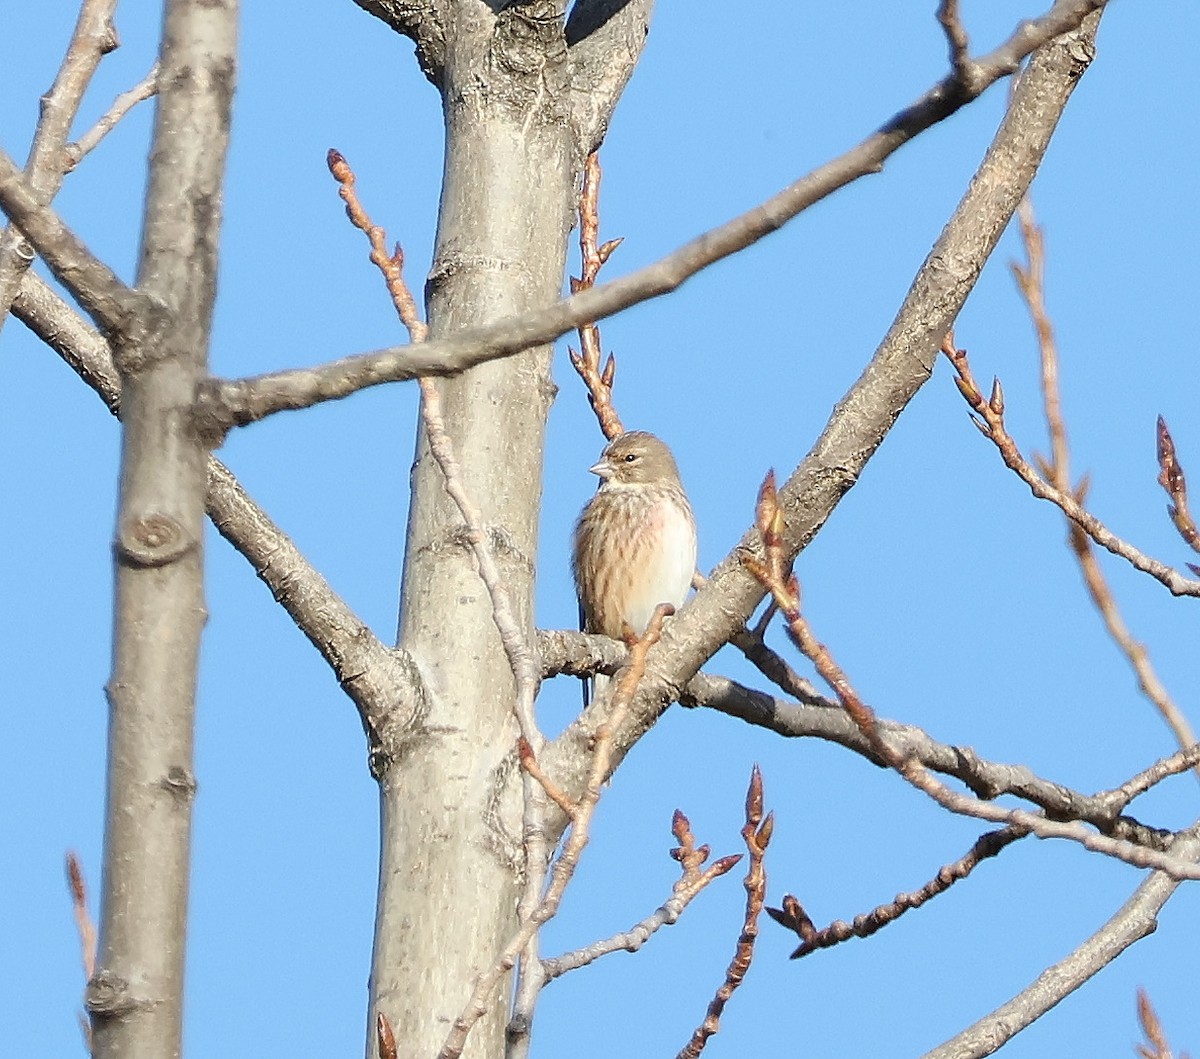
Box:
[571,431,697,706]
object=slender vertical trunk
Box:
[366,6,577,1057]
[88,3,236,1056]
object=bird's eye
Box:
[623,453,637,463]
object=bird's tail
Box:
[584,672,610,709]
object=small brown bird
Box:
[572,431,698,705]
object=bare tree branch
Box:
[10,271,421,765]
[943,336,1200,598]
[0,0,117,331]
[1009,201,1199,763]
[921,827,1200,1059]
[540,9,1105,814]
[568,151,625,440]
[0,147,156,341]
[86,3,236,1057]
[676,766,772,1059]
[769,826,1024,959]
[322,148,555,1055]
[539,807,741,981]
[64,62,161,171]
[437,607,675,1059]
[744,474,1200,879]
[695,670,1200,844]
[193,0,1108,435]
[937,0,972,86]
[538,631,1190,851]
[349,0,446,83]
[12,271,121,410]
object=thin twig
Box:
[769,826,1023,958]
[1101,743,1200,808]
[676,765,772,1059]
[1010,200,1199,768]
[65,62,161,171]
[568,151,625,440]
[325,149,551,1049]
[743,472,1200,879]
[195,0,1111,434]
[325,149,543,749]
[730,627,825,706]
[437,606,674,1059]
[922,826,1200,1059]
[0,0,118,330]
[539,628,1193,851]
[942,335,1200,598]
[518,737,576,819]
[540,808,741,980]
[937,0,973,86]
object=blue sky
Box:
[4,3,1199,1056]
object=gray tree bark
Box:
[85,3,237,1057]
[359,3,651,1056]
[3,3,1149,1058]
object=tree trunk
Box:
[88,2,236,1057]
[367,6,577,1056]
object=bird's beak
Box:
[589,459,613,479]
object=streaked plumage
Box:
[571,431,697,705]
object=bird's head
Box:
[589,431,682,487]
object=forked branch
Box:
[195,0,1111,435]
[1009,200,1197,762]
[942,335,1200,598]
[539,806,742,981]
[744,472,1200,880]
[676,765,773,1059]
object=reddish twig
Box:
[326,149,550,1052]
[676,765,772,1059]
[1009,201,1198,767]
[1157,416,1200,569]
[518,737,576,819]
[326,150,428,342]
[769,826,1022,959]
[743,472,1200,879]
[540,808,741,980]
[941,334,1200,598]
[325,149,539,748]
[568,151,625,440]
[438,606,675,1059]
